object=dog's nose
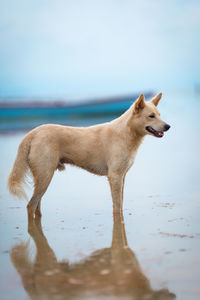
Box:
[164,124,170,131]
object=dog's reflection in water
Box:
[11,214,176,300]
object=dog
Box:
[8,93,170,219]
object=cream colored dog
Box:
[8,93,170,219]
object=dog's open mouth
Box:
[145,126,164,138]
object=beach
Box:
[0,91,200,300]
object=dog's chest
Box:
[127,151,137,170]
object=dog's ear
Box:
[133,94,145,113]
[151,92,162,107]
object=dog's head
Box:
[131,93,170,138]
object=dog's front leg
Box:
[108,172,125,214]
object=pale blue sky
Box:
[0,0,199,98]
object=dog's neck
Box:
[112,109,145,152]
[126,125,145,153]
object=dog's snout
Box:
[164,124,170,131]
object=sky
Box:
[0,0,200,99]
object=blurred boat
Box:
[0,92,154,132]
[0,92,153,119]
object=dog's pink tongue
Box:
[158,131,164,137]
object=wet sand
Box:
[0,91,200,300]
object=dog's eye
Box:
[149,114,155,118]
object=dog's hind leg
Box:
[27,154,58,220]
[27,170,54,220]
[35,200,42,217]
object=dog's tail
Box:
[8,134,33,200]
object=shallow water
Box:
[0,91,200,300]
